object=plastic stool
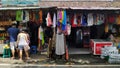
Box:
[30,46,37,54]
[3,48,11,58]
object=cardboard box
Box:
[90,39,113,55]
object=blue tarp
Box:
[2,0,38,5]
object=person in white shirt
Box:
[17,29,30,60]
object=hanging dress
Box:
[55,28,65,55]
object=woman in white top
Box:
[17,30,30,60]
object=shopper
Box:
[7,24,19,59]
[17,30,30,60]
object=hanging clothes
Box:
[71,14,77,27]
[39,10,43,23]
[32,12,36,22]
[77,15,81,27]
[116,15,120,25]
[57,11,60,26]
[76,29,83,45]
[107,15,115,23]
[59,10,63,23]
[81,14,87,26]
[105,24,109,33]
[23,11,26,21]
[53,13,56,28]
[25,11,29,22]
[46,12,52,27]
[16,10,23,21]
[35,12,39,23]
[97,14,105,25]
[87,13,94,26]
[66,23,71,35]
[93,14,97,25]
[23,11,29,22]
[38,26,45,45]
[62,10,67,31]
[55,28,65,55]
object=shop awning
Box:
[70,7,120,10]
[0,6,54,10]
[57,7,120,10]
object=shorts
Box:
[18,45,24,50]
[10,42,17,50]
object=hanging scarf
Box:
[62,10,67,30]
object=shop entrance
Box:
[67,27,91,54]
[66,10,108,54]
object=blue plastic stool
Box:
[30,46,37,54]
[3,48,11,58]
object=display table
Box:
[90,39,113,55]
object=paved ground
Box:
[1,64,120,68]
[0,53,120,68]
[0,53,110,65]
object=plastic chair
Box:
[3,48,11,58]
[30,46,37,54]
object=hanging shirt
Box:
[97,14,105,25]
[87,13,93,26]
[46,12,52,27]
[81,14,87,26]
[53,13,57,28]
[23,11,29,22]
[16,10,23,21]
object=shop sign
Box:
[1,0,39,7]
